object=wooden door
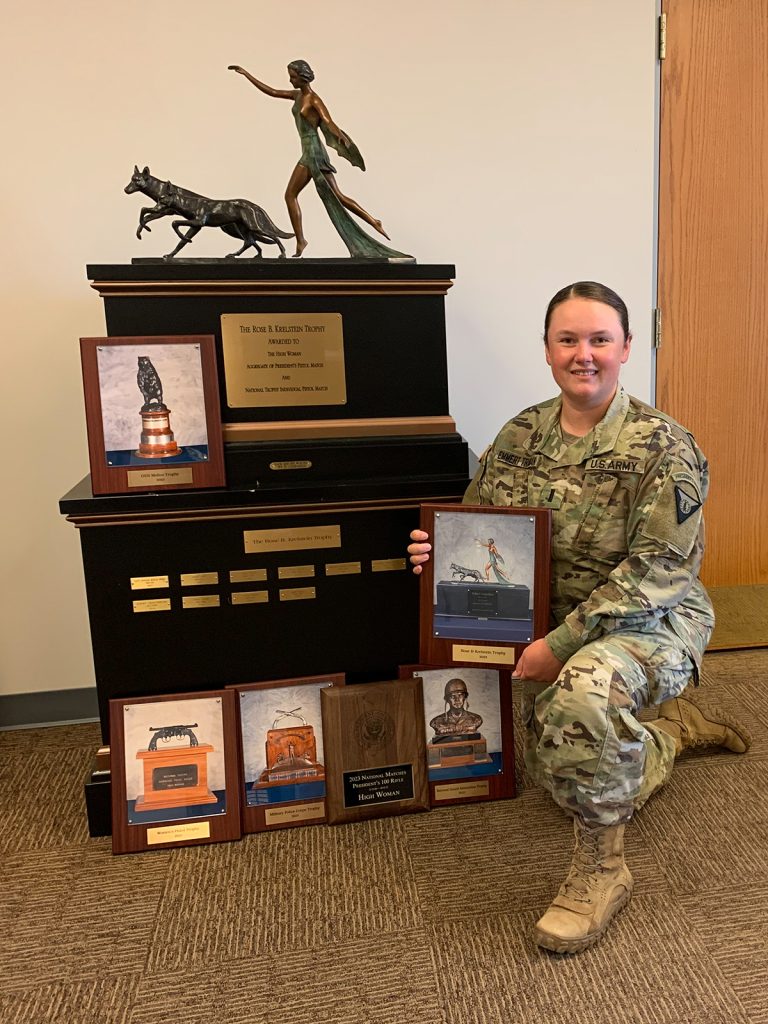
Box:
[657,0,768,586]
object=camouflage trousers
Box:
[522,625,699,826]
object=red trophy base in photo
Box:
[136,406,180,459]
[134,744,217,811]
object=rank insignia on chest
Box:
[674,485,701,523]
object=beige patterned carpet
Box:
[1,649,767,1024]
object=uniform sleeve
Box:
[545,437,708,663]
[462,445,494,505]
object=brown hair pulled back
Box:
[543,282,630,341]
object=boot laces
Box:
[561,831,603,902]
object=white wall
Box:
[0,0,657,698]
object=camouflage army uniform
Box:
[464,387,714,826]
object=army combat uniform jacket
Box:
[464,388,714,674]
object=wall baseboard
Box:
[0,688,99,729]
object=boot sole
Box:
[533,884,633,955]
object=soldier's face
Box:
[544,299,631,412]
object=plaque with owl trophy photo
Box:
[231,673,345,833]
[79,335,225,495]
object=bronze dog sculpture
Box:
[125,165,293,258]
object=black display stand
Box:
[66,261,471,836]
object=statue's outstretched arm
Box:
[228,65,294,100]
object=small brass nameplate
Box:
[180,572,219,587]
[221,312,346,408]
[452,644,517,666]
[278,564,315,580]
[434,780,491,801]
[182,595,220,609]
[130,575,169,591]
[325,561,362,576]
[270,460,312,471]
[371,558,406,572]
[147,821,211,845]
[127,467,194,488]
[230,568,267,583]
[133,598,172,613]
[244,525,341,554]
[231,591,269,605]
[265,801,325,826]
[280,587,316,602]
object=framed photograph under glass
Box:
[109,689,241,855]
[232,673,345,833]
[79,334,225,495]
[419,503,551,669]
[399,664,515,805]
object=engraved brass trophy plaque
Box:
[321,679,429,825]
[221,313,346,408]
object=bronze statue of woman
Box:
[228,60,410,259]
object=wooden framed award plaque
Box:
[231,673,345,833]
[109,689,241,854]
[321,678,429,825]
[399,664,515,806]
[418,503,551,670]
[79,334,225,495]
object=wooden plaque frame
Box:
[230,673,345,834]
[79,334,225,495]
[109,689,241,854]
[399,664,515,806]
[419,503,551,669]
[321,679,429,825]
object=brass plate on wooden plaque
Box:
[321,679,428,825]
[127,467,194,488]
[371,558,406,572]
[433,779,490,802]
[231,591,269,605]
[133,598,171,613]
[221,312,346,408]
[325,561,362,576]
[182,595,220,609]
[230,568,267,583]
[278,565,315,580]
[244,525,341,554]
[269,460,312,471]
[180,572,219,587]
[265,801,325,827]
[452,644,517,666]
[147,821,211,845]
[131,575,169,590]
[279,587,316,602]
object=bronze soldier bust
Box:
[429,678,483,741]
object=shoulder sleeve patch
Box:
[639,462,703,557]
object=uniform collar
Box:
[527,388,630,465]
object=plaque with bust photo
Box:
[231,673,345,833]
[399,664,515,805]
[79,335,225,495]
[418,503,551,670]
[321,678,429,825]
[109,689,241,855]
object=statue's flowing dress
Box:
[292,98,410,259]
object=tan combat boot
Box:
[653,695,751,755]
[534,817,633,954]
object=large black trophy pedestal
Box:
[69,261,471,834]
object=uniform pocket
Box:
[574,474,619,548]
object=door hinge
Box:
[659,13,667,60]
[653,307,662,349]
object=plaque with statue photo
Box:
[399,664,515,805]
[419,503,551,670]
[79,335,225,495]
[109,689,241,854]
[231,673,345,833]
